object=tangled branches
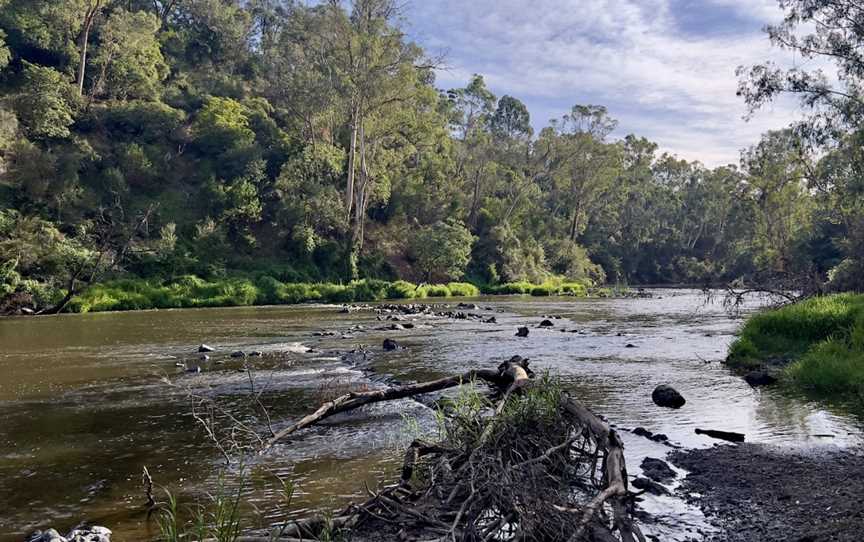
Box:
[263,357,644,542]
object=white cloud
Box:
[405,0,808,166]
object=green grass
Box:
[727,293,864,400]
[64,275,590,314]
[484,279,588,297]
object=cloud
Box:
[404,0,806,166]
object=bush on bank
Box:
[66,276,586,313]
[727,293,864,398]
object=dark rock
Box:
[744,370,778,387]
[516,326,530,337]
[485,316,497,324]
[249,351,263,357]
[652,384,686,409]
[539,319,554,327]
[650,433,669,443]
[383,338,399,351]
[230,351,246,358]
[632,427,653,438]
[457,302,480,310]
[339,306,351,314]
[198,344,215,353]
[641,457,676,482]
[625,343,637,348]
[695,428,745,443]
[632,477,669,496]
[402,322,415,329]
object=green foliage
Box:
[412,219,475,282]
[91,9,168,100]
[101,101,186,142]
[15,62,76,139]
[0,29,9,71]
[193,97,255,153]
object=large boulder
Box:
[652,384,686,409]
[641,457,676,483]
[538,319,554,327]
[515,326,530,337]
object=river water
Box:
[1,290,861,541]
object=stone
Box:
[198,344,215,353]
[383,338,399,351]
[652,384,686,409]
[231,351,246,358]
[632,476,669,496]
[641,457,676,483]
[625,343,637,348]
[744,370,777,387]
[539,319,554,327]
[516,326,530,337]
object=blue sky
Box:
[403,0,811,167]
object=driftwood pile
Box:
[259,356,645,542]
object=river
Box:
[1,289,861,541]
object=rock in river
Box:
[383,338,399,351]
[652,384,686,409]
[744,370,777,387]
[198,344,215,353]
[516,326,530,337]
[632,476,669,496]
[539,319,554,327]
[28,526,112,542]
[641,457,676,483]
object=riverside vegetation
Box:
[65,276,592,313]
[728,293,864,402]
[0,0,863,317]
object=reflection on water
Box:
[0,290,861,541]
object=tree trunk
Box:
[77,1,101,96]
[345,107,359,221]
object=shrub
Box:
[447,282,480,297]
[387,280,418,300]
[530,285,553,296]
[351,279,391,302]
[421,284,451,298]
[486,281,533,295]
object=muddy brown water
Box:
[1,290,861,541]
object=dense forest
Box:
[0,0,862,313]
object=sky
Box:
[403,0,814,167]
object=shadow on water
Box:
[0,290,861,541]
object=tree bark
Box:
[77,1,102,96]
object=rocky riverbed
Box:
[671,444,864,541]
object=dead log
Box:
[263,357,530,451]
[695,428,745,443]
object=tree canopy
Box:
[0,0,861,312]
